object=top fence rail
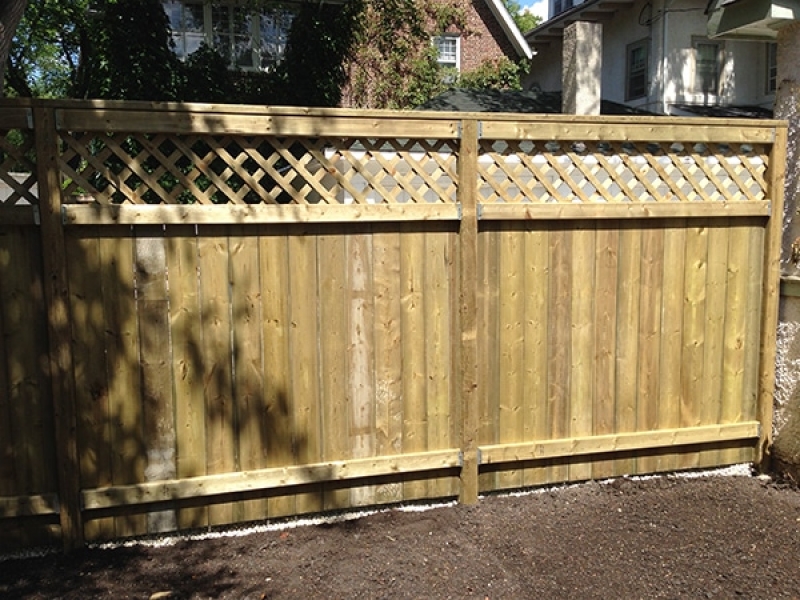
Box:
[0,99,786,224]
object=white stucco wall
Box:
[525,0,777,113]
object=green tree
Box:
[1,0,32,96]
[503,0,541,34]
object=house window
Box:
[433,35,460,70]
[165,1,205,61]
[164,1,295,71]
[767,42,777,94]
[693,39,722,96]
[553,0,573,15]
[626,39,648,100]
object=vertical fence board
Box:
[548,226,571,484]
[373,229,404,504]
[197,230,235,526]
[477,229,500,491]
[99,230,146,537]
[498,223,524,490]
[260,230,294,518]
[742,224,766,463]
[135,227,177,533]
[69,231,114,540]
[426,228,455,497]
[288,232,322,514]
[166,230,208,530]
[721,224,750,465]
[680,223,709,469]
[615,224,642,476]
[401,229,427,500]
[592,226,619,480]
[318,231,349,510]
[230,228,266,523]
[523,225,550,487]
[699,221,730,468]
[0,229,15,498]
[636,227,664,473]
[658,221,686,473]
[347,231,376,506]
[570,223,595,482]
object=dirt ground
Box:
[2,471,800,600]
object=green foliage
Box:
[344,0,469,109]
[7,0,530,108]
[6,0,91,98]
[87,0,182,101]
[457,57,530,91]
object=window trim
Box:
[625,38,649,101]
[433,35,461,71]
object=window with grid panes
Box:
[163,1,295,71]
[433,35,460,70]
[626,39,648,100]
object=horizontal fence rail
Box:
[0,99,786,552]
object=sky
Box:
[522,0,549,24]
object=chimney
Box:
[562,22,603,115]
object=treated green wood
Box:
[523,224,550,487]
[197,229,235,526]
[498,223,525,490]
[721,224,751,466]
[591,226,619,480]
[698,221,730,469]
[757,128,787,465]
[635,227,664,474]
[318,231,349,511]
[657,221,686,473]
[425,229,454,498]
[34,105,83,550]
[134,226,177,534]
[287,230,323,514]
[165,230,208,530]
[615,224,642,479]
[458,119,480,503]
[569,222,595,482]
[99,229,146,537]
[347,231,376,507]
[401,228,428,501]
[260,230,295,518]
[477,228,500,492]
[547,226,571,484]
[0,229,15,499]
[229,228,267,522]
[679,224,709,470]
[69,230,114,541]
[373,229,404,504]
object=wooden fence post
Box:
[33,102,83,550]
[758,124,789,469]
[458,119,479,504]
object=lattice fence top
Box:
[59,132,460,205]
[477,140,768,205]
[0,102,781,211]
[0,130,38,207]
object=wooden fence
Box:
[0,99,786,552]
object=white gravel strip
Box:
[0,463,761,562]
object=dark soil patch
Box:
[2,474,800,599]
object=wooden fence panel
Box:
[0,100,787,551]
[0,223,58,549]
